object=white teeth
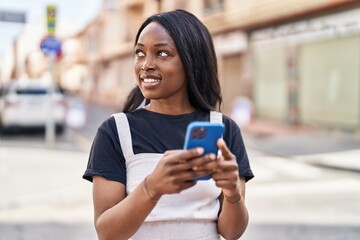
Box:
[143,78,159,83]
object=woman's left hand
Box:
[198,138,242,202]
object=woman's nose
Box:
[141,57,156,71]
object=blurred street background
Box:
[1,0,360,240]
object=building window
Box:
[88,32,98,53]
[204,0,224,14]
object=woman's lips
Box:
[143,78,160,83]
[141,78,161,88]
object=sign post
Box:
[41,5,61,145]
[44,52,56,145]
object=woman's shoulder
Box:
[221,113,243,134]
[220,113,238,126]
[97,114,117,135]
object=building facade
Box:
[3,0,359,131]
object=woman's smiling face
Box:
[134,22,187,103]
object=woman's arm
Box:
[93,176,157,240]
[217,178,249,240]
[93,148,215,240]
[199,139,249,239]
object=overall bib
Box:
[112,111,223,240]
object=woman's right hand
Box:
[145,147,216,200]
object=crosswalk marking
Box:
[248,151,323,181]
[293,149,360,172]
[247,178,360,197]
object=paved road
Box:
[0,100,115,240]
[1,143,359,240]
[242,149,360,240]
[0,146,97,240]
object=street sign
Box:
[40,35,62,58]
[0,10,26,23]
[46,5,56,35]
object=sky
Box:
[0,0,102,55]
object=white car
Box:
[0,79,67,133]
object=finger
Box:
[197,158,238,173]
[214,180,237,190]
[189,153,216,170]
[163,152,213,178]
[166,148,204,165]
[217,139,234,161]
[165,179,197,194]
[176,169,212,182]
[218,160,238,171]
[212,171,239,181]
[164,149,183,156]
[177,180,197,191]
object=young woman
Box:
[83,9,254,240]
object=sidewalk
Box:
[0,146,97,240]
[242,119,360,173]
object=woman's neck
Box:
[144,101,195,115]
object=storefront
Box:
[250,7,360,130]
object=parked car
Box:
[0,79,67,134]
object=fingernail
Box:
[197,148,204,155]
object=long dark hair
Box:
[123,9,222,112]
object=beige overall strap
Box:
[112,113,134,158]
[210,111,223,123]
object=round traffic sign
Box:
[40,35,62,58]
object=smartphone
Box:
[183,121,225,180]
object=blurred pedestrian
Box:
[231,96,253,128]
[83,9,253,240]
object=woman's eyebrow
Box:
[154,43,177,51]
[154,42,171,47]
[136,42,174,49]
[135,42,145,47]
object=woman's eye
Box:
[158,51,169,57]
[135,50,145,57]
